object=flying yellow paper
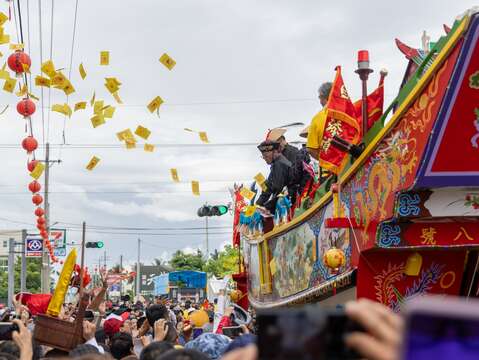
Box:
[144,144,155,152]
[0,34,10,45]
[51,103,72,117]
[147,96,163,113]
[0,64,9,80]
[116,129,135,142]
[134,125,151,140]
[112,91,123,104]
[184,128,194,132]
[41,60,56,78]
[100,51,109,65]
[90,114,105,128]
[28,92,39,101]
[191,181,200,196]
[170,168,180,182]
[103,106,115,118]
[9,43,24,51]
[35,76,51,87]
[74,102,86,111]
[125,140,136,149]
[79,63,86,79]
[244,205,257,217]
[62,81,75,95]
[30,162,45,180]
[51,72,68,88]
[15,84,27,97]
[90,92,96,106]
[3,77,16,93]
[240,187,255,201]
[0,12,8,26]
[93,100,104,114]
[104,77,121,94]
[199,131,209,143]
[86,156,100,171]
[159,53,176,70]
[254,173,266,185]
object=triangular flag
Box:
[134,125,151,140]
[170,168,180,182]
[30,162,45,180]
[191,181,200,196]
[100,51,109,65]
[86,156,100,171]
[79,63,87,79]
[159,53,176,70]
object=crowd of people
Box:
[0,290,411,360]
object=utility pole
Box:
[120,255,123,297]
[40,142,61,294]
[20,230,27,293]
[41,142,50,293]
[103,250,107,269]
[205,216,209,260]
[8,238,15,307]
[136,238,141,301]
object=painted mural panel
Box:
[246,243,261,299]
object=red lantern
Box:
[34,207,44,217]
[36,224,44,231]
[7,50,31,74]
[17,98,36,117]
[37,217,45,225]
[32,194,43,205]
[28,160,39,172]
[28,180,41,193]
[40,230,48,238]
[22,136,38,153]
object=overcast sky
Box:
[0,0,477,270]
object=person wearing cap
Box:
[256,140,294,214]
[266,128,299,164]
[306,81,332,160]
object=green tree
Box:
[169,249,205,271]
[203,245,239,278]
[0,258,41,300]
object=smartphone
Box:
[222,326,243,338]
[402,296,479,360]
[257,305,363,360]
[84,310,95,322]
[0,322,19,341]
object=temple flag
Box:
[319,66,361,174]
[353,75,385,130]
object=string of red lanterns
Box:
[11,49,61,265]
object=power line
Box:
[55,222,231,231]
[38,0,46,146]
[46,0,55,143]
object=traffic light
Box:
[197,205,229,217]
[86,241,104,248]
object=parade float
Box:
[232,9,479,310]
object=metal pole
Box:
[205,216,209,259]
[103,251,107,269]
[361,79,368,137]
[136,238,141,301]
[79,222,86,300]
[41,142,50,293]
[20,230,27,293]
[8,238,15,308]
[120,255,123,297]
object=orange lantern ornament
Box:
[22,136,38,153]
[7,50,31,74]
[17,98,36,117]
[28,160,39,172]
[323,247,346,271]
[37,217,45,225]
[35,207,44,217]
[32,193,43,205]
[28,180,41,193]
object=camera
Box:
[257,305,363,360]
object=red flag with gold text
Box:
[354,76,385,130]
[319,66,361,173]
